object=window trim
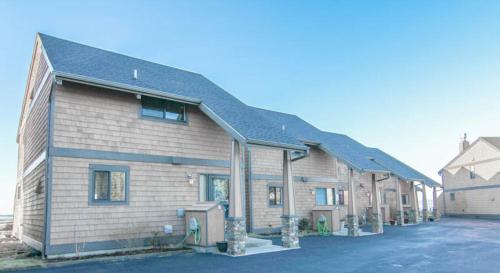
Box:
[268,184,283,208]
[139,96,189,125]
[88,164,130,206]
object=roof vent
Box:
[133,69,138,80]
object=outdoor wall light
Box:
[311,189,315,195]
[186,173,194,185]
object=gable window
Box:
[470,165,476,179]
[89,165,129,205]
[141,96,187,122]
[269,186,283,206]
[450,192,456,202]
[401,194,409,205]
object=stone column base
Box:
[371,213,383,234]
[347,214,359,236]
[225,217,246,255]
[396,210,404,226]
[423,209,429,222]
[281,215,299,248]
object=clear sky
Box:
[1,0,500,214]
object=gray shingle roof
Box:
[38,33,306,150]
[482,137,500,150]
[366,148,440,187]
[252,107,440,187]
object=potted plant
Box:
[216,241,228,253]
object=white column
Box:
[371,174,383,233]
[281,150,299,248]
[347,168,359,236]
[229,139,243,218]
[433,187,440,220]
[395,179,404,225]
[282,150,296,216]
[409,181,419,224]
[226,139,245,256]
[422,182,428,222]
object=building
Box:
[13,33,439,259]
[439,135,500,219]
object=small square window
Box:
[402,194,409,205]
[90,165,129,205]
[470,165,476,179]
[269,186,283,206]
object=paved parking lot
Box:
[4,218,500,273]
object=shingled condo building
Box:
[13,33,439,258]
[245,108,440,235]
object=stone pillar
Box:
[433,187,440,220]
[347,168,359,236]
[422,182,429,222]
[409,181,419,224]
[226,139,246,255]
[371,174,383,234]
[395,179,404,225]
[281,150,299,248]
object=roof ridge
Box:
[38,33,203,77]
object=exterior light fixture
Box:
[186,173,194,185]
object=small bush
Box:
[298,218,310,232]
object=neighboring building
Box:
[439,135,500,219]
[13,33,439,259]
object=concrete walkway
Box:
[5,218,500,273]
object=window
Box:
[338,189,346,205]
[269,186,283,206]
[89,165,129,205]
[207,175,229,202]
[402,194,409,205]
[470,165,476,179]
[316,188,335,206]
[450,192,456,201]
[141,96,187,122]
[383,192,387,205]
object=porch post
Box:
[347,168,359,236]
[433,187,440,220]
[281,150,299,248]
[371,174,383,234]
[226,139,246,255]
[422,182,429,222]
[409,181,419,224]
[395,179,404,225]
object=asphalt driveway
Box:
[4,218,500,273]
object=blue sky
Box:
[1,0,500,214]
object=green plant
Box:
[298,218,310,232]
